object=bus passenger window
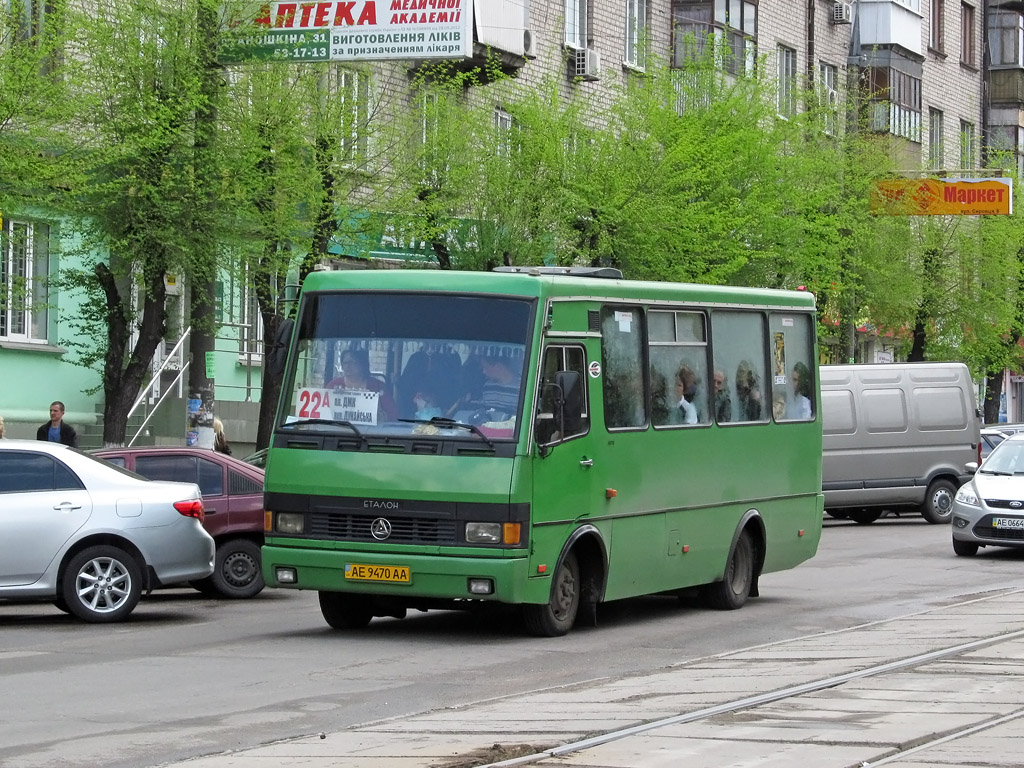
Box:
[711,311,769,424]
[602,307,646,429]
[769,313,815,422]
[536,345,589,444]
[649,309,710,427]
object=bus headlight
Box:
[465,522,522,545]
[276,512,305,534]
[466,522,501,543]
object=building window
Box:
[494,107,514,156]
[4,0,46,43]
[565,0,588,48]
[777,45,797,117]
[818,62,839,135]
[625,0,649,69]
[672,0,757,75]
[865,67,922,142]
[988,11,1024,68]
[0,219,49,342]
[929,108,944,169]
[330,67,369,166]
[960,120,975,167]
[961,3,975,65]
[930,0,944,51]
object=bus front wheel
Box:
[523,551,580,637]
[702,530,754,611]
[319,592,373,629]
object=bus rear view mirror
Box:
[553,370,582,438]
[268,318,293,379]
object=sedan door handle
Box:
[53,502,83,511]
[579,458,594,467]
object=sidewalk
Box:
[168,588,1024,768]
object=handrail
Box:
[128,361,190,447]
[127,326,192,423]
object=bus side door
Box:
[530,342,601,559]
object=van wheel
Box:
[849,510,882,525]
[523,551,579,637]
[922,479,957,524]
[953,538,979,557]
[318,592,373,629]
[702,530,753,610]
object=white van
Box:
[820,362,981,524]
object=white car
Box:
[952,433,1024,557]
[0,440,215,622]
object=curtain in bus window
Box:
[602,307,647,429]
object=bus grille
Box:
[310,511,459,544]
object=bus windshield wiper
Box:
[398,417,494,448]
[282,418,364,438]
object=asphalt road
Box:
[2,513,1022,768]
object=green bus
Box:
[262,267,823,636]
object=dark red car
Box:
[93,447,265,598]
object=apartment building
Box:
[0,0,999,443]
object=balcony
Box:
[857,0,923,55]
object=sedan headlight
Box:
[955,487,981,507]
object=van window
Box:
[821,390,857,434]
[863,389,908,433]
[915,387,969,431]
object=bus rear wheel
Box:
[318,592,373,629]
[523,551,579,637]
[702,530,753,611]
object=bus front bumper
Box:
[262,544,547,604]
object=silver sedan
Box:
[0,440,215,622]
[952,433,1024,557]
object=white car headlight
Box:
[955,487,980,507]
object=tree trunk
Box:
[984,370,1003,424]
[97,260,167,446]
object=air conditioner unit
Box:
[831,2,852,24]
[573,47,601,81]
[523,27,538,58]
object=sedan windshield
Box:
[982,440,1024,474]
[280,292,534,440]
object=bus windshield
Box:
[280,291,534,440]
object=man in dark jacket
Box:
[37,401,79,448]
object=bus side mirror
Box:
[268,318,293,379]
[554,370,582,438]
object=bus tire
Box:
[318,592,373,629]
[523,551,579,637]
[702,530,753,611]
[922,479,957,524]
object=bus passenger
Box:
[479,353,519,418]
[713,369,732,423]
[675,364,701,425]
[735,361,763,421]
[327,348,396,420]
[786,362,813,419]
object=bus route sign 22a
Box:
[220,0,473,63]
